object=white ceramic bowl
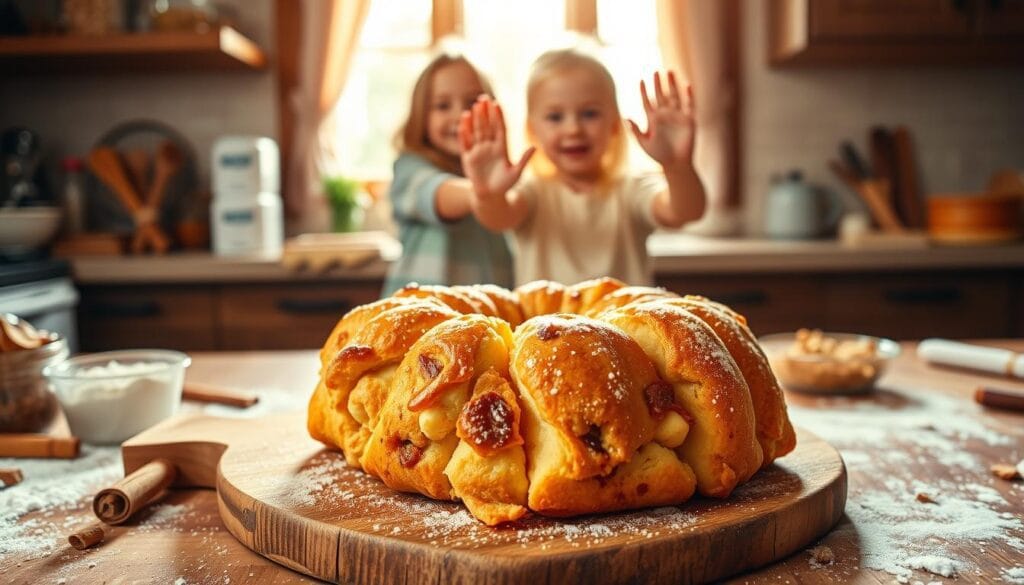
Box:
[759,331,900,395]
[0,207,63,253]
[44,349,191,444]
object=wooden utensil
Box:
[119,412,846,585]
[147,141,183,209]
[892,126,924,228]
[829,159,905,233]
[122,148,151,196]
[869,126,900,218]
[87,147,169,254]
[182,382,259,407]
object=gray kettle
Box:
[763,171,842,239]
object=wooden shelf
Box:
[0,26,267,74]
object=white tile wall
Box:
[742,0,1024,235]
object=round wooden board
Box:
[122,412,846,585]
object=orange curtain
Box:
[656,0,740,234]
[286,0,371,217]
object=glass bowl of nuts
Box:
[758,329,901,395]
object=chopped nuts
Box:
[915,492,937,504]
[991,463,1022,481]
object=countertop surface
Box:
[3,341,1023,584]
[65,234,1024,284]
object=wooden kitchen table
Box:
[2,344,1023,585]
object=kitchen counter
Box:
[3,342,1023,584]
[66,235,1024,284]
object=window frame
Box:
[275,0,742,209]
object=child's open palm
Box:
[459,97,534,201]
[628,71,696,167]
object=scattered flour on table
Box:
[789,385,1024,581]
[0,445,120,561]
[1004,567,1024,584]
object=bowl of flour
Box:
[44,349,191,444]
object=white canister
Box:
[211,192,283,257]
[212,136,280,197]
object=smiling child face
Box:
[426,61,486,158]
[527,66,620,184]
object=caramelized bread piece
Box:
[511,314,696,516]
[362,315,520,506]
[663,297,797,465]
[601,302,763,497]
[514,280,565,319]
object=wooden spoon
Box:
[122,148,151,196]
[88,147,144,215]
[147,141,183,209]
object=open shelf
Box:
[0,26,267,74]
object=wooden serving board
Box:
[121,412,846,585]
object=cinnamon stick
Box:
[974,386,1024,413]
[183,382,259,408]
[68,521,107,550]
[0,434,80,458]
[0,467,23,487]
[93,458,177,525]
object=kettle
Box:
[763,171,842,239]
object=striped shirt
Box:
[382,153,514,296]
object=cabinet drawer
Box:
[219,283,382,350]
[78,286,218,351]
[656,275,826,336]
[824,274,1013,340]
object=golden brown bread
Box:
[310,280,796,525]
[662,297,797,465]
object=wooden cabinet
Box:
[823,272,1013,339]
[219,283,381,350]
[769,0,1024,66]
[78,286,219,351]
[79,280,384,352]
[656,275,827,336]
[658,270,1019,340]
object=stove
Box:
[0,258,79,353]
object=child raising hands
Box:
[459,48,706,286]
[382,54,515,295]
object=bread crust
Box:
[309,280,795,523]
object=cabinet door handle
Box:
[883,287,962,304]
[709,290,768,306]
[275,298,352,315]
[87,300,162,318]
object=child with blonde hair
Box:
[383,53,514,295]
[458,47,706,286]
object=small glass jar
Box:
[0,334,69,433]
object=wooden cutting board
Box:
[121,412,846,585]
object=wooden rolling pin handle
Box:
[92,458,177,525]
[974,386,1024,413]
[183,382,259,408]
[0,435,80,459]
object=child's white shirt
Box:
[511,173,665,287]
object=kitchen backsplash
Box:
[742,1,1024,234]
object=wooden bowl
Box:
[927,192,1023,245]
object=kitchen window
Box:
[331,0,665,181]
